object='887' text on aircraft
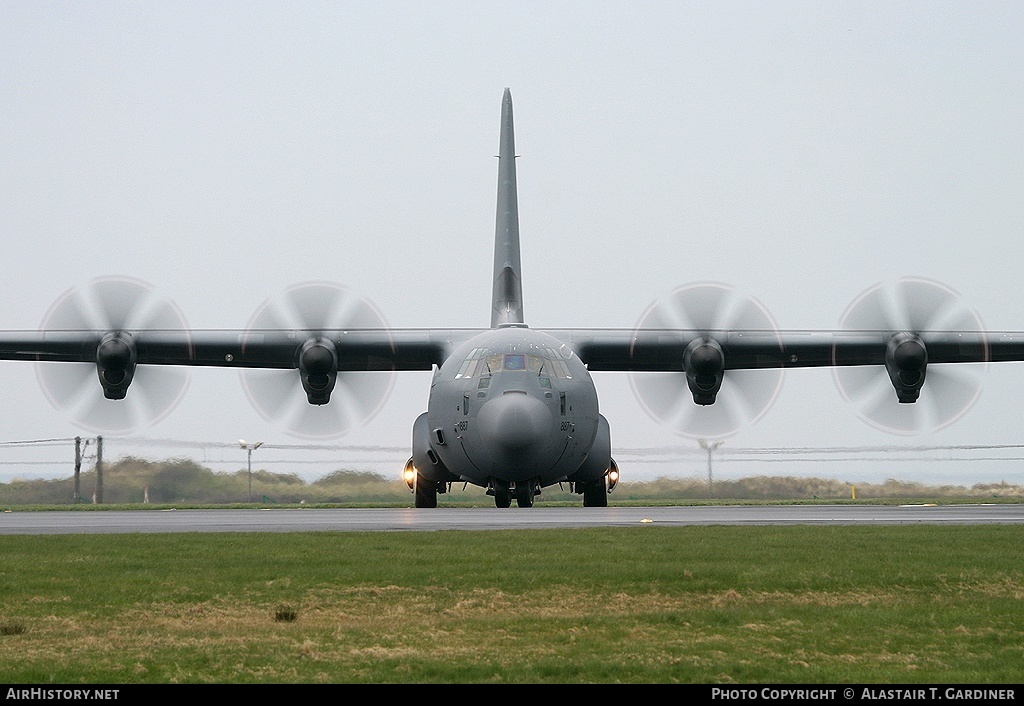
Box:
[3,89,1023,508]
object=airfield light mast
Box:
[239,440,264,502]
[699,439,723,497]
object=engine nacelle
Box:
[96,332,137,400]
[684,338,725,405]
[885,333,927,403]
[299,337,338,405]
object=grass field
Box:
[2,524,1023,684]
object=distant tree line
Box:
[1,456,1021,506]
[0,456,409,505]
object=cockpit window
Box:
[454,347,572,380]
[503,354,525,370]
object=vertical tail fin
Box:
[491,88,525,328]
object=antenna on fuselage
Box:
[491,88,525,328]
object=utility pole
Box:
[699,438,723,497]
[95,435,103,504]
[73,436,82,503]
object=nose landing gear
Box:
[492,481,511,508]
[514,480,537,508]
[487,479,538,508]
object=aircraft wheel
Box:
[515,482,535,508]
[414,474,437,508]
[582,479,608,507]
[493,482,512,508]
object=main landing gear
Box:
[579,477,608,507]
[415,473,438,508]
[579,462,618,507]
[405,458,446,509]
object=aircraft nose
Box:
[477,391,552,465]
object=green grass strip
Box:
[1,525,1023,683]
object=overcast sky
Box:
[2,1,1023,487]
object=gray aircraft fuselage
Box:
[402,89,617,508]
[408,325,616,507]
[426,326,597,478]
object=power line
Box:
[4,437,1024,474]
[108,436,407,452]
[0,437,79,447]
[615,443,1024,457]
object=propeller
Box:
[240,282,396,439]
[629,282,784,438]
[35,276,191,433]
[832,277,988,435]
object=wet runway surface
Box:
[3,503,1024,534]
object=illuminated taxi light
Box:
[607,465,620,493]
[402,465,417,491]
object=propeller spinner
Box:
[35,276,191,433]
[833,277,988,435]
[629,282,784,439]
[240,282,395,439]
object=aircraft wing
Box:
[549,328,1024,414]
[550,329,1024,371]
[6,322,1024,437]
[0,329,476,370]
[0,327,481,435]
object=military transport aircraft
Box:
[1,89,1022,508]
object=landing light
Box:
[402,459,417,491]
[607,461,620,493]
